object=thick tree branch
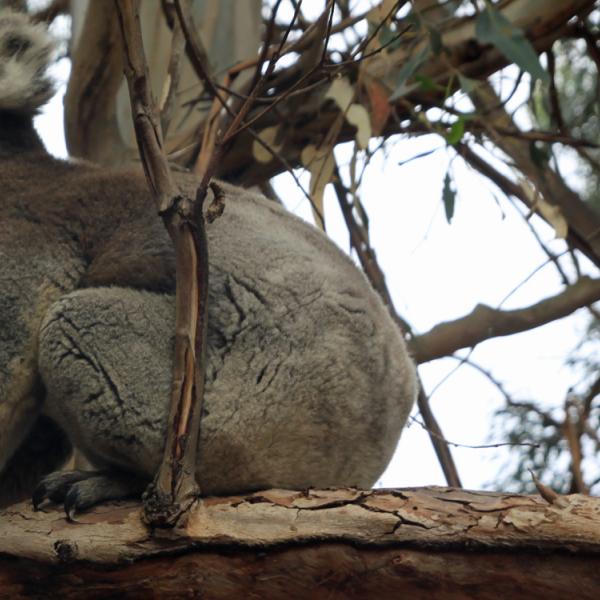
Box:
[214,0,595,184]
[411,276,600,363]
[1,488,599,598]
[64,0,596,194]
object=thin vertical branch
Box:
[160,12,185,137]
[563,397,588,494]
[114,0,210,528]
[417,385,463,488]
[332,167,462,488]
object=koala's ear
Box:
[0,9,56,114]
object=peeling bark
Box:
[1,487,599,598]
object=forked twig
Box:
[114,0,210,528]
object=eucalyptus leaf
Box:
[442,169,456,223]
[378,24,404,52]
[445,117,465,145]
[390,44,431,100]
[415,74,436,92]
[475,5,549,84]
[427,26,444,55]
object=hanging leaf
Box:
[519,177,568,239]
[528,140,551,170]
[415,74,437,92]
[346,104,372,149]
[301,144,335,230]
[390,44,431,100]
[427,26,444,56]
[378,23,404,52]
[475,5,549,84]
[442,169,456,223]
[325,76,354,112]
[529,78,551,129]
[445,116,466,145]
[365,78,392,136]
[325,77,372,148]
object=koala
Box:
[0,9,417,514]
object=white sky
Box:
[34,4,598,493]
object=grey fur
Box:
[38,189,416,493]
[0,10,417,505]
[0,9,55,113]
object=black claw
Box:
[32,469,148,519]
[64,493,79,522]
[32,469,95,510]
[64,487,79,521]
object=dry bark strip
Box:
[1,486,599,598]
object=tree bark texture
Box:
[1,486,599,598]
[65,0,261,166]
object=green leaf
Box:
[415,74,436,91]
[378,24,404,52]
[445,117,465,145]
[390,44,431,100]
[529,79,551,129]
[403,12,422,32]
[475,5,549,84]
[427,26,444,55]
[442,169,456,223]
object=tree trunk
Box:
[65,0,261,166]
[1,486,599,598]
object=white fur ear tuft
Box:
[0,9,56,114]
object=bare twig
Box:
[160,10,185,137]
[173,0,223,106]
[410,414,538,450]
[332,167,411,334]
[530,470,569,508]
[222,1,334,144]
[114,0,210,528]
[582,373,600,419]
[455,142,600,268]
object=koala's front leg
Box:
[33,470,147,520]
[38,288,175,481]
[34,287,177,516]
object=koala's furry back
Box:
[38,178,417,492]
[0,6,417,502]
[1,142,417,496]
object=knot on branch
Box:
[159,193,196,221]
[142,480,198,528]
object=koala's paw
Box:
[32,469,147,521]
